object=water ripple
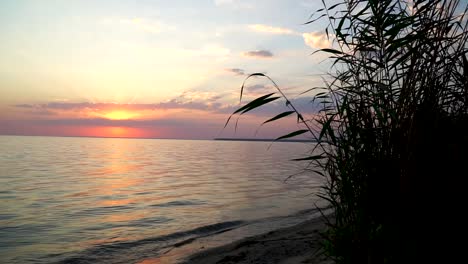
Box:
[0,136,322,264]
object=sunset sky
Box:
[0,0,331,139]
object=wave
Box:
[51,220,246,264]
[150,199,206,208]
[49,207,327,264]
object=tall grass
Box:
[226,0,468,263]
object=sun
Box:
[103,110,139,120]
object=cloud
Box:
[11,91,322,123]
[6,94,325,139]
[244,84,273,95]
[20,117,219,127]
[13,90,229,119]
[247,84,267,91]
[243,50,274,58]
[178,90,224,102]
[248,24,297,35]
[225,68,245,75]
[15,97,321,118]
[235,84,277,97]
[302,32,331,49]
[14,104,34,108]
[0,117,222,140]
[15,100,222,113]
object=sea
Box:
[0,135,325,264]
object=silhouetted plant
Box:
[226,0,468,263]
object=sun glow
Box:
[102,110,140,120]
[107,127,132,137]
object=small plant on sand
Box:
[226,0,468,263]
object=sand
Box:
[179,215,332,264]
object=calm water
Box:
[0,136,323,263]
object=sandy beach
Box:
[179,215,332,264]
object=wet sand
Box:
[180,215,332,264]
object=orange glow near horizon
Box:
[92,126,154,138]
[35,125,160,139]
[108,127,130,137]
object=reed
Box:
[226,0,468,263]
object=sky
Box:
[0,0,332,139]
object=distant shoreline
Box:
[0,134,316,143]
[214,138,316,143]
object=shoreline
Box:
[178,214,331,264]
[133,208,333,264]
[135,212,332,264]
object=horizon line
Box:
[0,134,314,142]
